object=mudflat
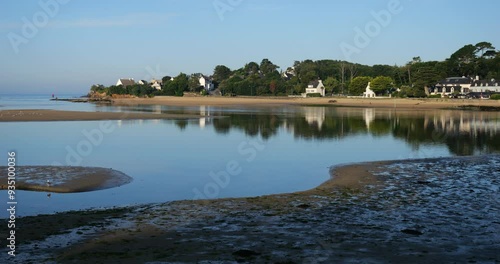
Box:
[0,109,204,122]
[0,166,132,193]
[4,155,499,263]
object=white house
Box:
[432,76,500,96]
[303,107,325,130]
[138,80,148,85]
[305,80,325,97]
[150,79,162,90]
[116,78,135,88]
[199,75,214,91]
[432,77,471,96]
[470,78,500,93]
[363,82,376,98]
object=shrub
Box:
[490,94,500,100]
[428,94,442,98]
[306,93,322,97]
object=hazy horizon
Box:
[2,0,500,94]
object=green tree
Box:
[213,65,232,83]
[162,76,172,84]
[90,84,106,93]
[174,73,188,96]
[269,80,278,95]
[107,85,124,95]
[475,42,496,57]
[370,76,393,95]
[260,59,279,76]
[163,73,188,96]
[188,74,202,92]
[348,76,372,95]
[323,77,340,95]
[448,44,476,76]
[244,62,259,74]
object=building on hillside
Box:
[432,76,500,96]
[138,80,148,85]
[305,80,326,97]
[116,78,135,88]
[432,77,471,96]
[199,75,214,91]
[150,79,162,90]
[363,82,376,98]
[470,78,500,93]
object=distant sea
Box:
[0,94,96,111]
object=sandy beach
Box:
[113,96,500,110]
[3,156,498,263]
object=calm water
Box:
[1,96,500,217]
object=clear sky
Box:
[1,0,499,94]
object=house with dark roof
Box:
[282,72,295,80]
[116,78,135,88]
[432,77,471,96]
[305,80,325,97]
[470,78,500,93]
[199,75,214,91]
[432,76,500,96]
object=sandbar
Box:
[0,166,132,193]
[113,96,500,110]
[0,109,204,122]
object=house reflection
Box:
[363,108,375,130]
[302,107,325,130]
[199,105,213,129]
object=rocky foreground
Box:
[2,156,499,263]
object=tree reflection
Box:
[209,107,500,156]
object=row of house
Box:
[431,76,500,96]
[116,78,163,90]
[115,75,215,92]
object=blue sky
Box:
[1,0,499,94]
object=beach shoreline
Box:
[1,97,498,122]
[112,96,500,110]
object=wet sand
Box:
[3,156,498,263]
[0,166,132,193]
[0,109,204,122]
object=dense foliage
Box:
[90,42,499,98]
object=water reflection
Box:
[91,103,500,156]
[153,106,499,156]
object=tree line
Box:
[90,41,499,98]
